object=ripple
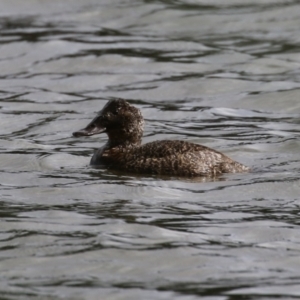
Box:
[1,0,300,299]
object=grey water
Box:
[1,0,300,299]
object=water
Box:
[1,0,300,299]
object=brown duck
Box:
[73,99,249,177]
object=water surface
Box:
[1,0,300,299]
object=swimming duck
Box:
[73,99,249,177]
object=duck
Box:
[73,99,249,177]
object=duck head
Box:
[73,99,144,146]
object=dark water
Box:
[1,0,300,299]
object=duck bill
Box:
[72,117,106,137]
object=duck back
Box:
[95,140,249,177]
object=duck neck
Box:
[106,138,142,148]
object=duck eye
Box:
[104,112,116,120]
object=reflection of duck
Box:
[73,99,249,177]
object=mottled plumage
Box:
[73,99,249,177]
